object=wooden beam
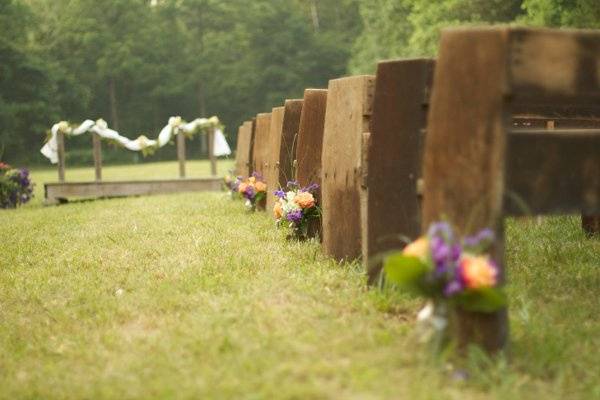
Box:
[422,28,510,353]
[177,132,186,178]
[362,58,435,284]
[45,178,222,205]
[296,89,328,240]
[321,75,374,261]
[252,113,271,178]
[265,100,303,212]
[92,132,102,182]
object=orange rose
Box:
[254,181,267,192]
[460,255,497,289]
[273,201,283,219]
[238,182,248,193]
[249,176,256,183]
[402,237,429,262]
[294,191,315,209]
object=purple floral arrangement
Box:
[384,221,506,313]
[0,162,34,209]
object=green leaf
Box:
[383,253,428,289]
[455,288,507,313]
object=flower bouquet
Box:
[383,222,506,348]
[223,173,242,199]
[0,162,34,209]
[273,181,320,240]
[237,172,267,211]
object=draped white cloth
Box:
[41,116,231,164]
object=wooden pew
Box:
[361,59,435,284]
[296,89,328,239]
[422,27,600,352]
[321,76,374,260]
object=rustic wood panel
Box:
[235,121,254,177]
[321,75,374,261]
[296,89,328,239]
[508,28,600,104]
[45,178,222,205]
[252,113,271,178]
[505,130,600,215]
[266,106,285,211]
[362,58,435,284]
[422,28,509,352]
[265,100,304,212]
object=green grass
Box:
[1,163,599,399]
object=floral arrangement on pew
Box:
[273,181,320,240]
[223,173,242,199]
[0,162,34,209]
[237,172,267,211]
[383,222,506,345]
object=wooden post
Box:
[57,130,66,183]
[265,100,303,212]
[208,128,217,176]
[92,132,102,182]
[321,75,374,261]
[252,113,272,177]
[424,27,600,353]
[177,132,186,178]
[362,59,435,284]
[296,89,328,240]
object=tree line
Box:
[1,0,597,164]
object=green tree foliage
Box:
[521,0,600,28]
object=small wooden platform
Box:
[44,177,222,205]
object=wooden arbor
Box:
[44,128,221,205]
[422,27,600,351]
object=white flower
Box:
[96,119,108,129]
[57,121,70,133]
[285,191,296,202]
[169,116,182,127]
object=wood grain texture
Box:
[44,178,222,205]
[296,89,328,239]
[235,121,254,177]
[422,28,509,352]
[265,100,304,212]
[321,76,374,261]
[362,59,435,284]
[266,107,285,211]
[252,113,272,178]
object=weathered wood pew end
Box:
[44,128,222,205]
[421,27,600,352]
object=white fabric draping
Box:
[41,116,231,164]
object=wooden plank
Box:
[508,28,600,104]
[362,58,435,284]
[265,106,285,211]
[321,75,374,261]
[422,28,509,353]
[177,132,186,178]
[57,131,65,182]
[266,100,304,212]
[505,131,600,215]
[252,113,271,178]
[44,178,222,205]
[92,132,102,181]
[296,89,328,239]
[248,119,256,176]
[234,123,252,177]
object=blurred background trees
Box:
[1,0,598,164]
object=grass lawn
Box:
[1,162,599,399]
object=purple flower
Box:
[427,221,453,241]
[274,189,286,199]
[300,183,319,193]
[430,236,461,277]
[243,185,255,200]
[463,228,495,249]
[444,279,465,297]
[286,209,303,223]
[251,171,263,180]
